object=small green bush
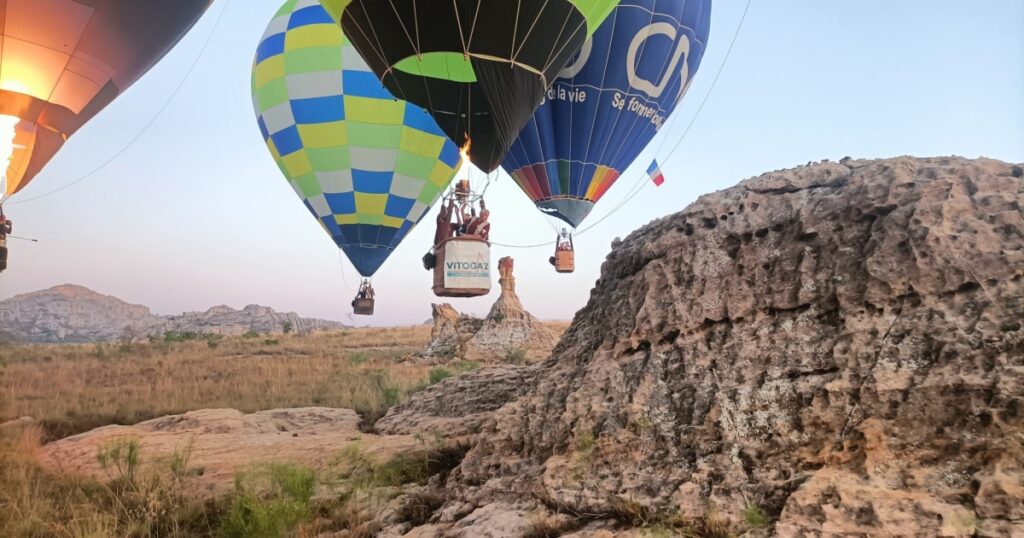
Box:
[742,503,771,529]
[428,368,453,385]
[454,360,479,372]
[96,438,141,485]
[348,352,371,365]
[574,432,596,454]
[503,346,528,365]
[220,463,315,538]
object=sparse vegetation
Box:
[575,431,597,454]
[742,503,771,529]
[522,512,573,538]
[0,426,224,537]
[428,367,454,385]
[394,489,446,526]
[0,323,570,536]
[503,345,528,365]
[220,463,315,538]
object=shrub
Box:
[454,360,479,372]
[428,368,453,385]
[503,346,528,365]
[574,432,596,454]
[742,503,771,529]
[96,438,141,486]
[348,352,370,365]
[282,322,294,334]
[394,490,445,526]
[220,463,315,538]
[521,513,573,538]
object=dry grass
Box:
[0,327,435,441]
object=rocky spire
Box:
[465,257,558,361]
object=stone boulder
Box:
[456,156,1024,536]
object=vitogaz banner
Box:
[443,241,492,290]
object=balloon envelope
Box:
[0,0,213,199]
[502,0,712,227]
[253,0,462,277]
[319,0,620,173]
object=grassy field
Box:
[0,324,587,537]
[0,327,443,441]
[0,326,464,537]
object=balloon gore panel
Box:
[502,0,712,227]
[253,0,461,277]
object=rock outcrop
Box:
[376,365,541,438]
[421,257,559,362]
[0,285,164,343]
[0,285,347,343]
[163,303,347,336]
[421,303,484,359]
[453,156,1024,536]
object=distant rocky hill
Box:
[0,284,347,343]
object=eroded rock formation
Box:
[454,156,1024,536]
[421,257,558,362]
[465,257,560,361]
[421,303,483,359]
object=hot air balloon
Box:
[0,0,213,202]
[318,0,620,173]
[503,0,712,232]
[252,0,463,313]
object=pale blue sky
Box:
[1,1,1021,326]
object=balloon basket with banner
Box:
[554,250,575,273]
[352,298,374,316]
[433,237,491,298]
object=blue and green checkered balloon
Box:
[252,0,462,277]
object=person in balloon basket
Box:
[423,198,457,270]
[549,228,573,267]
[352,280,374,307]
[464,200,490,241]
[0,211,11,273]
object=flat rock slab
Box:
[41,407,418,496]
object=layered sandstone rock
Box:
[376,365,541,438]
[455,156,1024,536]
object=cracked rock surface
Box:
[454,156,1024,536]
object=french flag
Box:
[647,160,665,187]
